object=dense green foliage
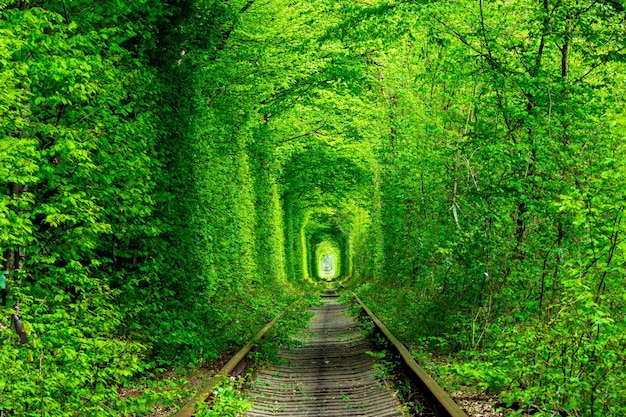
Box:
[0,0,302,415]
[348,1,626,415]
[2,0,625,416]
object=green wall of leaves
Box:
[0,0,302,414]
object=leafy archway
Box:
[278,144,377,284]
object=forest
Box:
[1,0,625,416]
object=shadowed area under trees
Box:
[1,0,625,415]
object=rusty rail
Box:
[354,293,469,417]
[174,299,301,417]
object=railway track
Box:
[246,291,403,416]
[175,290,468,417]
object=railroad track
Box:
[246,291,403,416]
[175,290,468,417]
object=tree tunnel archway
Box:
[277,144,381,284]
[305,210,348,281]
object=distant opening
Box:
[319,253,337,279]
[314,241,340,281]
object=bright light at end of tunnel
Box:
[316,240,340,281]
[319,252,337,280]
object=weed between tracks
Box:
[249,295,317,366]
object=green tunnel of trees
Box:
[1,0,626,416]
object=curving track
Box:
[246,292,404,417]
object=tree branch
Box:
[277,123,327,144]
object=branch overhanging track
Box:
[246,292,404,417]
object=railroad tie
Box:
[246,294,404,417]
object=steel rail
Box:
[174,299,302,417]
[354,293,469,417]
